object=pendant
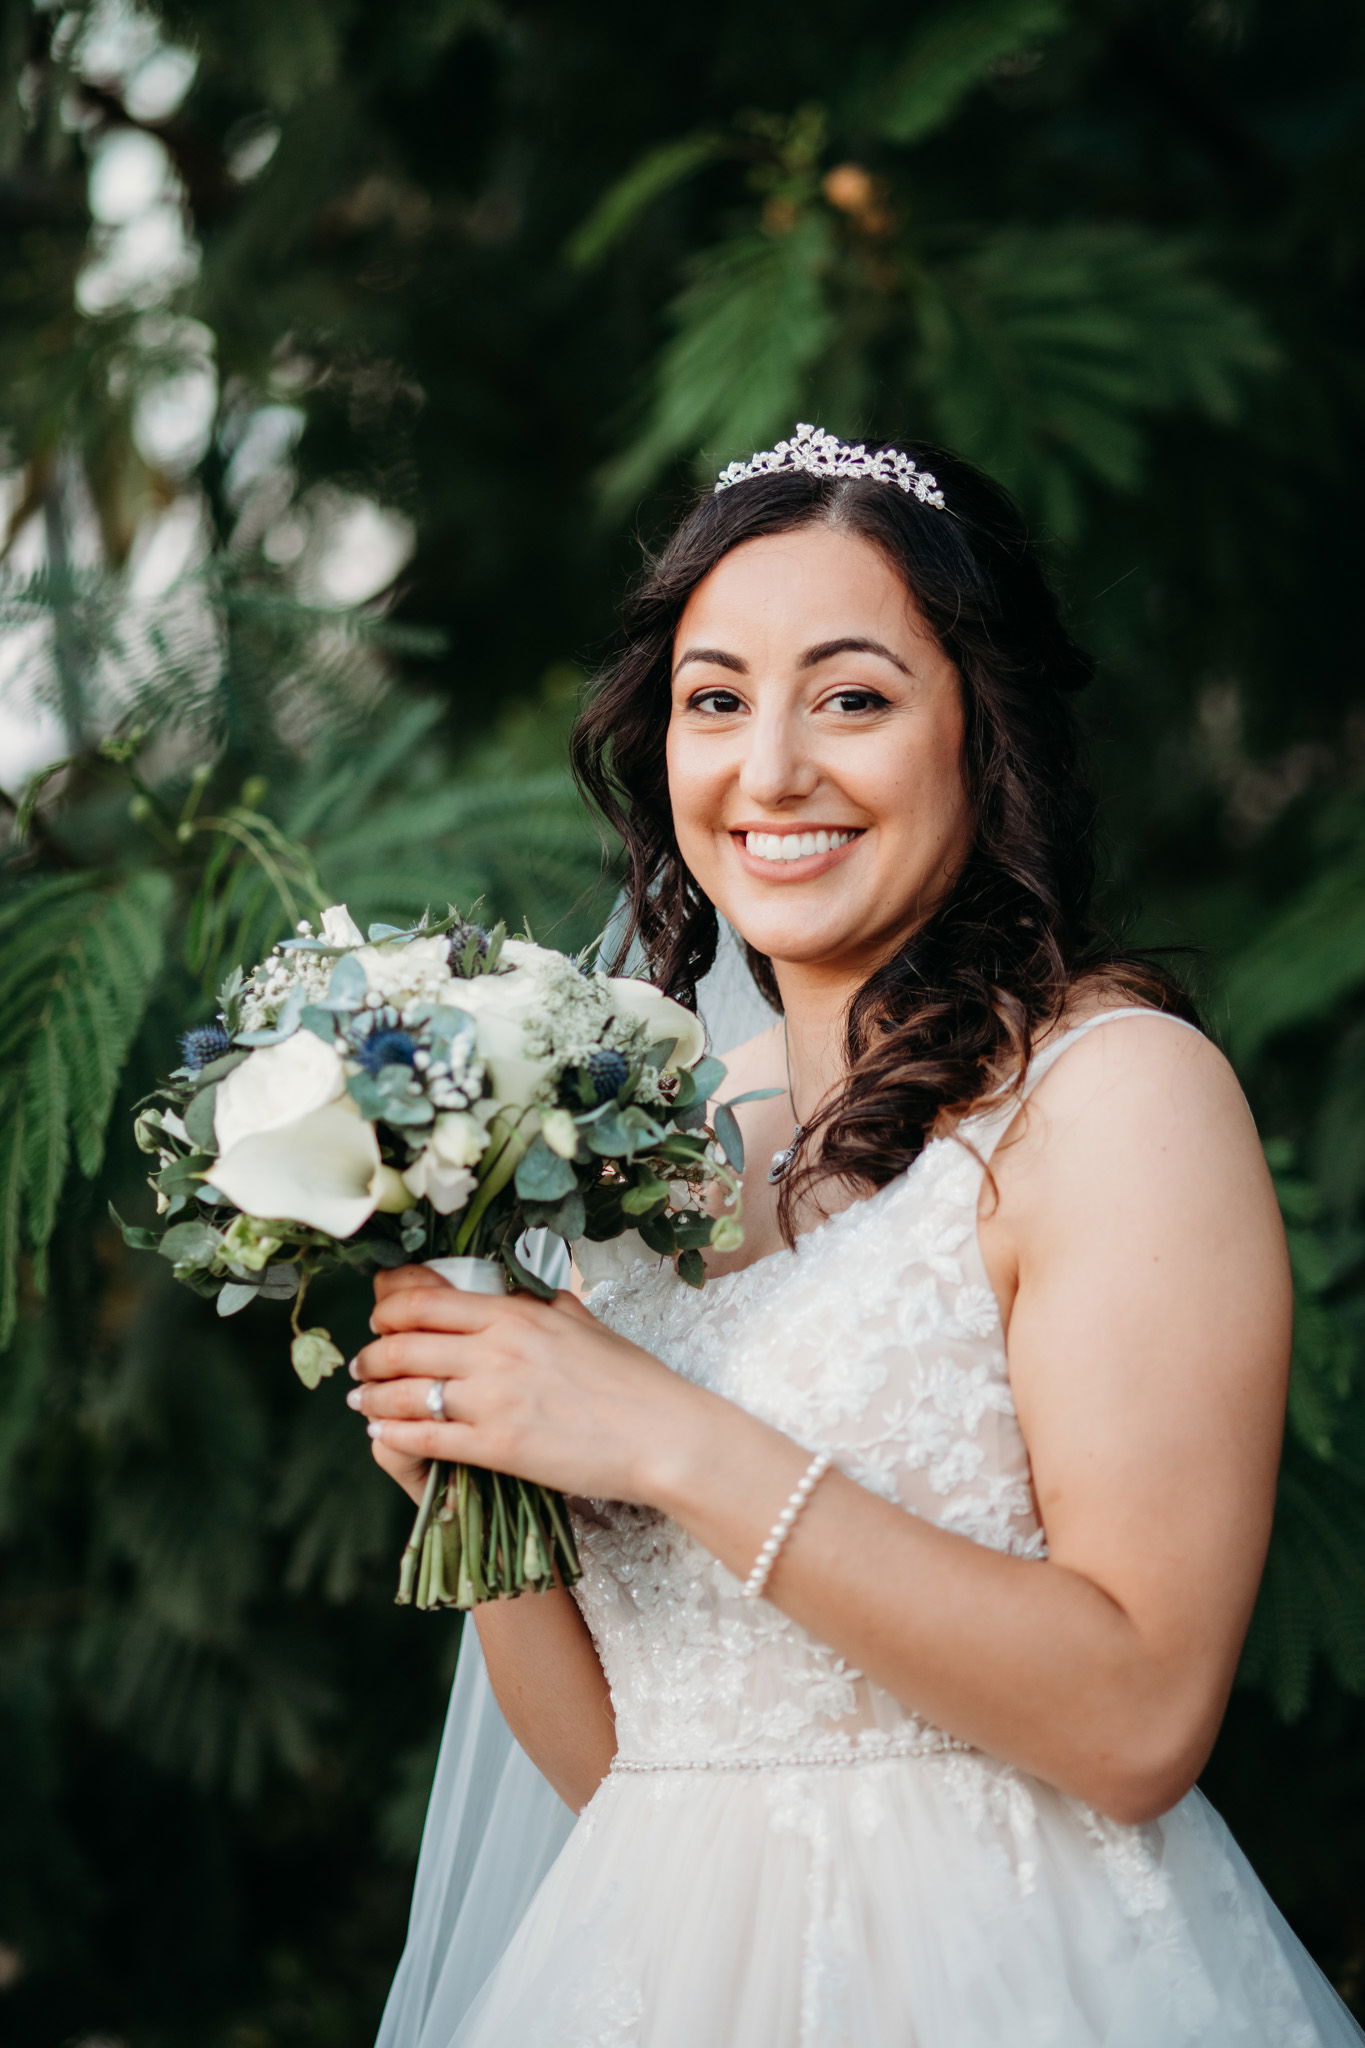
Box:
[768,1125,805,1184]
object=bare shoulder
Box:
[1026,988,1249,1156]
[996,985,1280,1271]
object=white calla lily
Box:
[605,977,706,1070]
[215,1031,349,1153]
[210,1095,387,1237]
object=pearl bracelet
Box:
[738,1449,833,1600]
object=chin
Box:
[726,920,865,971]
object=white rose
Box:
[443,967,554,1112]
[605,977,706,1070]
[215,1032,349,1153]
[320,903,365,947]
[404,1111,489,1215]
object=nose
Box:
[737,701,818,809]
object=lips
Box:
[741,827,861,864]
[729,825,866,881]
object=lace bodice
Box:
[571,1010,1191,1772]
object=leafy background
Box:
[2,0,1363,2038]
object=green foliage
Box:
[566,132,726,270]
[856,0,1069,145]
[602,215,839,508]
[0,870,173,1340]
[915,225,1280,538]
[1223,804,1365,1065]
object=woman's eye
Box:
[827,689,888,714]
[689,688,744,715]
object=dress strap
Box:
[962,1006,1205,1164]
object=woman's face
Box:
[666,523,974,983]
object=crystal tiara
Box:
[713,422,946,510]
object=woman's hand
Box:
[349,1264,704,1504]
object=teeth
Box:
[743,829,858,864]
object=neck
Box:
[771,958,863,1128]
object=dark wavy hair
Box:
[571,437,1197,1236]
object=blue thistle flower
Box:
[587,1047,629,1102]
[445,920,491,973]
[356,1026,419,1075]
[180,1023,232,1071]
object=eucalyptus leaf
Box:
[108,1201,159,1251]
[195,1049,248,1083]
[183,1086,218,1152]
[676,1248,706,1289]
[672,1212,718,1249]
[621,1173,669,1216]
[327,953,368,1006]
[257,1263,302,1299]
[713,1103,744,1170]
[654,1132,709,1165]
[216,1280,261,1316]
[514,1137,579,1201]
[158,1220,221,1265]
[541,1189,586,1241]
[586,1111,635,1157]
[638,1210,676,1256]
[687,1054,727,1102]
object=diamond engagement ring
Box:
[424,1379,447,1421]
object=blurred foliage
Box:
[0,0,1363,2037]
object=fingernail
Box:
[348,1356,360,1379]
[369,1315,377,1334]
[367,1421,385,1440]
[346,1388,363,1411]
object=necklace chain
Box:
[768,1015,806,1185]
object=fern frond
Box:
[1224,825,1365,1062]
[854,0,1067,146]
[601,216,838,508]
[0,870,173,1346]
[915,224,1279,537]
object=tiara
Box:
[713,422,946,510]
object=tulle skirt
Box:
[446,1750,1364,2047]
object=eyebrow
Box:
[672,635,912,680]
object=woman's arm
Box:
[648,1017,1290,1823]
[471,1589,616,1812]
[366,1269,616,1812]
[356,1017,1290,1826]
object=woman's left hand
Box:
[347,1267,701,1504]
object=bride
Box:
[350,426,1365,2044]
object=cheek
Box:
[871,713,971,847]
[664,728,725,850]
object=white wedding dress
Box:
[399,1006,1365,2046]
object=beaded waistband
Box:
[609,1728,972,1775]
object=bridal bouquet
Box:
[115,904,757,1608]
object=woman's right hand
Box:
[357,1265,449,1504]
